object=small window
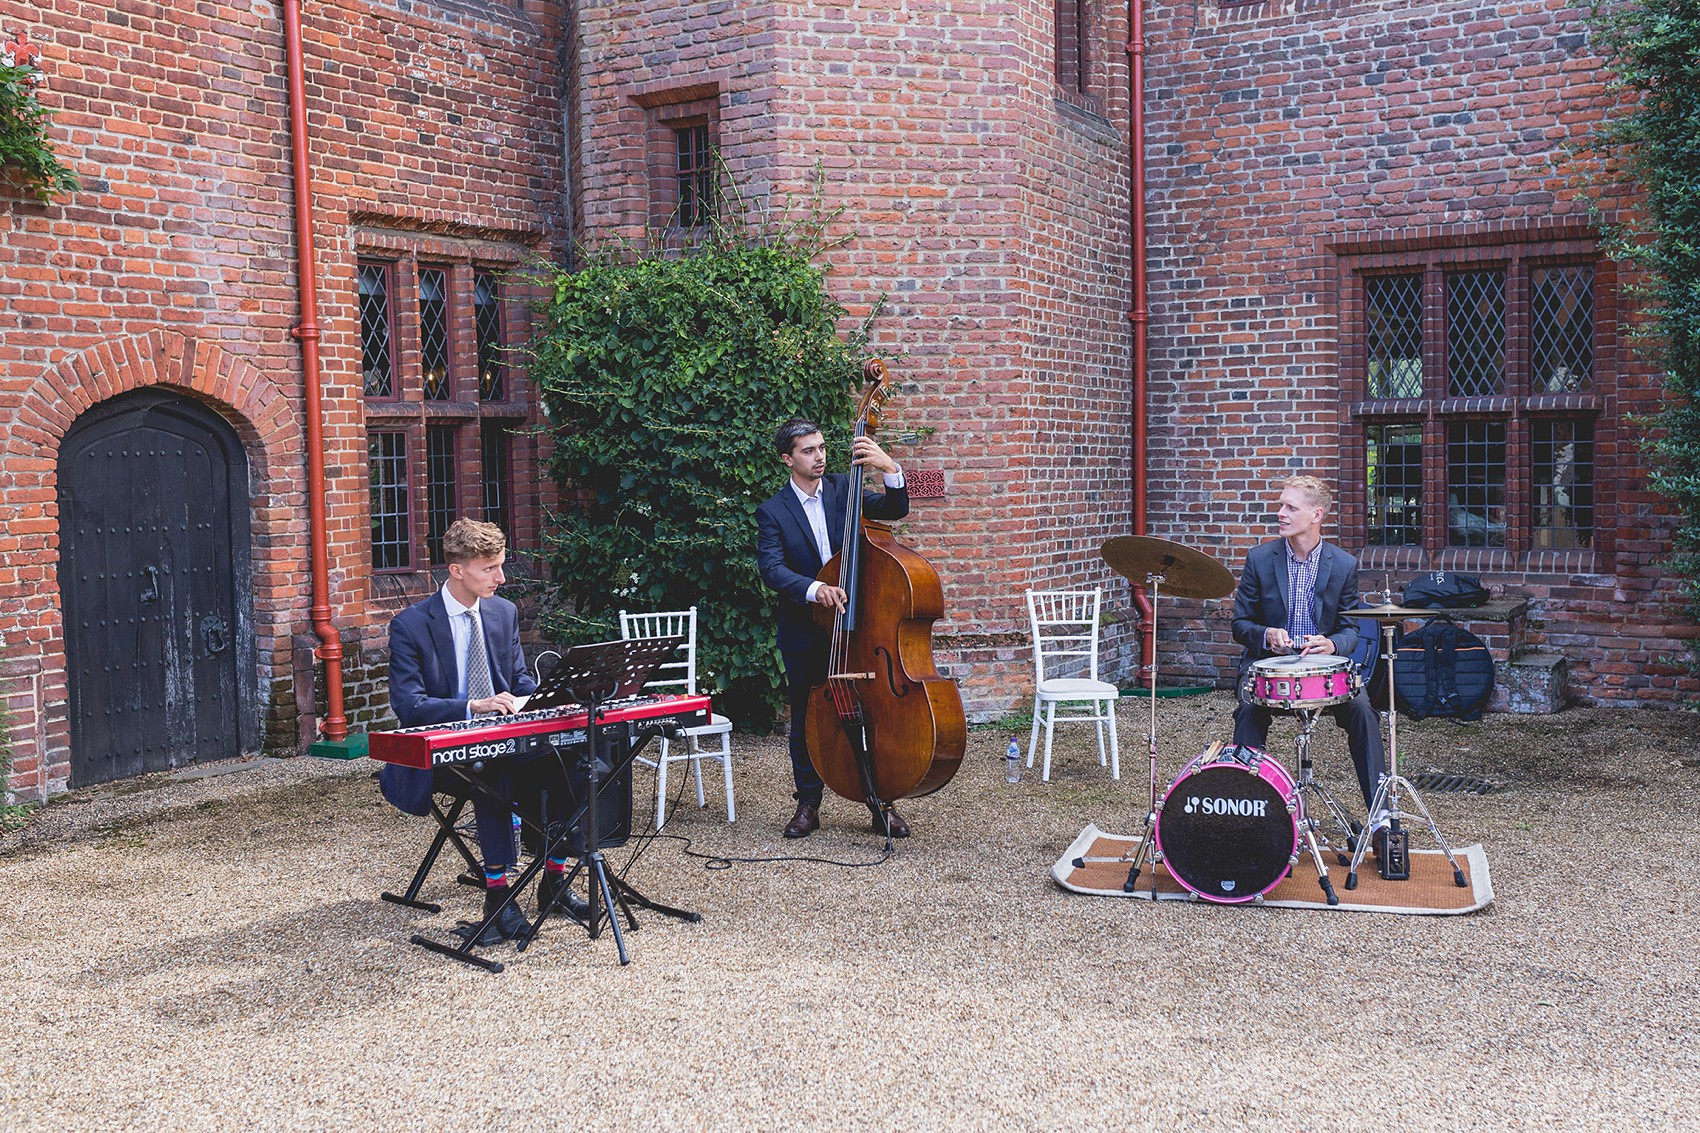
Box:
[481,421,512,537]
[358,262,394,398]
[425,425,459,565]
[1531,265,1594,392]
[1366,423,1423,547]
[1446,270,1506,397]
[1366,274,1423,399]
[1532,418,1594,548]
[419,267,451,401]
[675,124,715,229]
[369,431,411,570]
[1446,421,1507,548]
[474,270,505,401]
[1055,0,1087,96]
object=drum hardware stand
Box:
[1344,616,1469,890]
[1283,709,1342,906]
[1290,707,1363,865]
[1080,536,1235,899]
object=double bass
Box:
[804,360,966,829]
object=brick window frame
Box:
[357,233,540,576]
[1336,230,1618,577]
[633,82,721,235]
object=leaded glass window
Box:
[1446,270,1506,397]
[1530,265,1593,392]
[369,431,410,570]
[1532,418,1594,549]
[419,268,450,401]
[475,270,505,401]
[1366,274,1423,399]
[359,262,394,398]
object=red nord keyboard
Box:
[368,694,712,770]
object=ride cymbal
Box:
[1100,535,1235,600]
[1338,603,1445,619]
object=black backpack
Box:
[1392,620,1495,721]
[1402,570,1490,610]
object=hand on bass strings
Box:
[814,584,849,613]
[850,436,899,476]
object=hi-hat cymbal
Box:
[1339,603,1443,619]
[1100,535,1235,600]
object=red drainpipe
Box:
[1127,0,1154,686]
[281,0,347,740]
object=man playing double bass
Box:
[756,417,910,839]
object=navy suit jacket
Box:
[379,590,537,814]
[1229,539,1361,677]
[756,472,909,653]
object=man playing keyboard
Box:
[380,518,585,943]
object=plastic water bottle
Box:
[1006,737,1022,783]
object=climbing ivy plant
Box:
[528,221,870,730]
[1596,0,1700,662]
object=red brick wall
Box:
[576,1,1142,715]
[1132,0,1686,705]
[0,0,565,799]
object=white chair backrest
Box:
[618,607,699,695]
[1026,588,1103,682]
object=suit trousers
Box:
[780,645,828,806]
[1232,689,1386,813]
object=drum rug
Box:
[1051,824,1494,915]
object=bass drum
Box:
[1154,745,1299,904]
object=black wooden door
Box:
[57,390,256,787]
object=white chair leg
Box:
[1095,708,1107,767]
[1033,700,1047,782]
[1027,696,1042,768]
[720,736,735,823]
[692,749,707,809]
[1108,702,1121,781]
[655,737,671,830]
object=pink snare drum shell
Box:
[1249,654,1358,710]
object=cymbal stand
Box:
[1345,618,1468,890]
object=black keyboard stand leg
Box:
[382,793,474,913]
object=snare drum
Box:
[1249,654,1358,711]
[1153,745,1299,903]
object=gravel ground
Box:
[2,692,1697,1131]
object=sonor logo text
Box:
[1183,795,1268,818]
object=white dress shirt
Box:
[791,468,905,603]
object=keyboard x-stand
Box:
[524,637,703,965]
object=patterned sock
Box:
[546,856,568,874]
[484,866,509,888]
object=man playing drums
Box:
[1230,476,1386,819]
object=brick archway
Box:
[2,331,307,799]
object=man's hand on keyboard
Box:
[470,692,522,716]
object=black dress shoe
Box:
[538,870,590,919]
[870,803,911,838]
[473,887,529,945]
[783,801,820,838]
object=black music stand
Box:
[518,637,702,966]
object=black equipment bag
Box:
[1402,570,1490,610]
[1392,620,1495,721]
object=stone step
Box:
[1491,652,1568,714]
